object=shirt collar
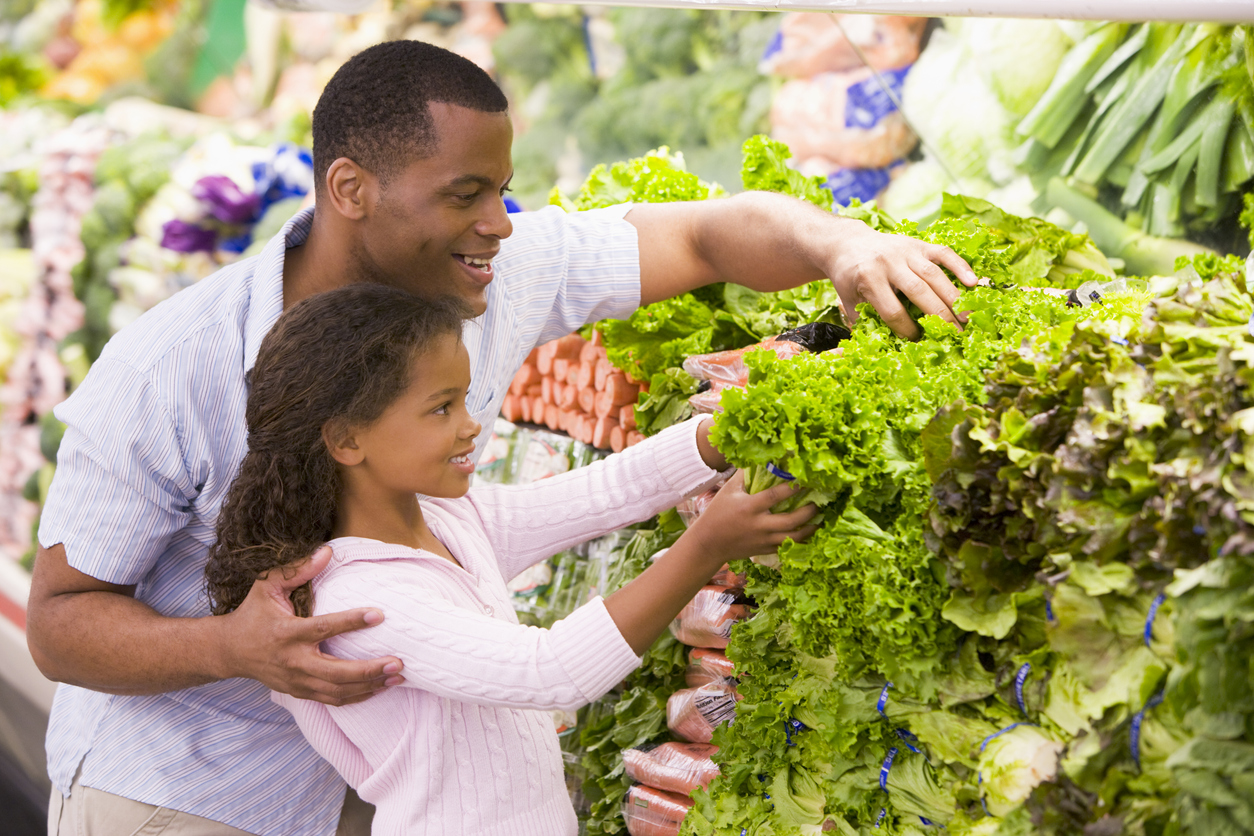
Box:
[242,207,315,374]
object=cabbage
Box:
[899,28,1016,183]
[949,18,1076,117]
[977,725,1064,817]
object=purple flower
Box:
[160,219,218,253]
[192,175,260,225]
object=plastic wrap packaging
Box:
[623,784,694,836]
[682,337,807,388]
[667,681,740,744]
[677,489,717,527]
[623,742,720,795]
[760,13,928,78]
[685,648,737,688]
[708,565,746,589]
[669,586,753,649]
[684,325,850,414]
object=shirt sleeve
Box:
[455,417,724,583]
[495,203,641,348]
[316,565,640,711]
[37,357,195,585]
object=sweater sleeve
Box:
[458,416,724,583]
[316,563,641,712]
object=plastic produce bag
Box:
[670,586,753,649]
[623,784,694,836]
[770,67,918,171]
[623,742,720,795]
[760,13,927,78]
[685,648,737,688]
[683,325,850,413]
[708,565,746,589]
[667,681,740,744]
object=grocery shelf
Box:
[490,0,1254,22]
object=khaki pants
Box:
[48,772,375,836]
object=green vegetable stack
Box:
[562,137,1242,835]
[1018,24,1254,260]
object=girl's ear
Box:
[323,420,364,467]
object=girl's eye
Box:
[500,186,513,197]
[434,403,451,415]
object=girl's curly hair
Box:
[205,284,470,617]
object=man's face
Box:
[356,103,514,316]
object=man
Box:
[27,40,976,835]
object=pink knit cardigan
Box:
[272,418,723,836]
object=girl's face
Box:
[342,332,482,499]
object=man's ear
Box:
[323,419,364,467]
[324,157,376,222]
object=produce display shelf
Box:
[492,0,1254,23]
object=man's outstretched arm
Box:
[627,190,980,340]
[27,543,404,706]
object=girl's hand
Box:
[684,470,819,565]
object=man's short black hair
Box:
[312,40,509,194]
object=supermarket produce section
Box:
[3,1,1254,834]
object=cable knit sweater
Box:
[272,418,723,836]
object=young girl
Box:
[204,284,817,836]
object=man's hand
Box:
[824,217,979,340]
[27,542,402,706]
[629,192,980,340]
[217,546,404,706]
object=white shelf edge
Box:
[497,0,1254,23]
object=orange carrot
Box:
[519,397,532,423]
[604,373,638,407]
[544,403,560,430]
[553,358,571,381]
[627,430,645,447]
[532,395,546,422]
[578,387,596,414]
[509,364,541,396]
[525,383,543,398]
[577,417,595,444]
[619,404,637,431]
[560,384,578,409]
[554,333,585,359]
[501,394,522,422]
[594,358,611,391]
[577,360,595,390]
[580,341,600,363]
[610,424,626,453]
[542,376,555,405]
[592,416,618,449]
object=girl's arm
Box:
[309,472,817,713]
[312,563,640,712]
[458,416,728,583]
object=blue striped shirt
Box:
[38,205,640,836]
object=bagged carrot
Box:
[622,742,720,795]
[623,784,694,836]
[684,648,736,688]
[669,586,752,649]
[666,681,739,744]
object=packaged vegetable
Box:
[623,784,694,836]
[685,648,737,687]
[708,565,746,589]
[682,324,850,413]
[669,585,753,649]
[666,681,740,743]
[623,742,720,795]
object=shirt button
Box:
[483,603,494,616]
